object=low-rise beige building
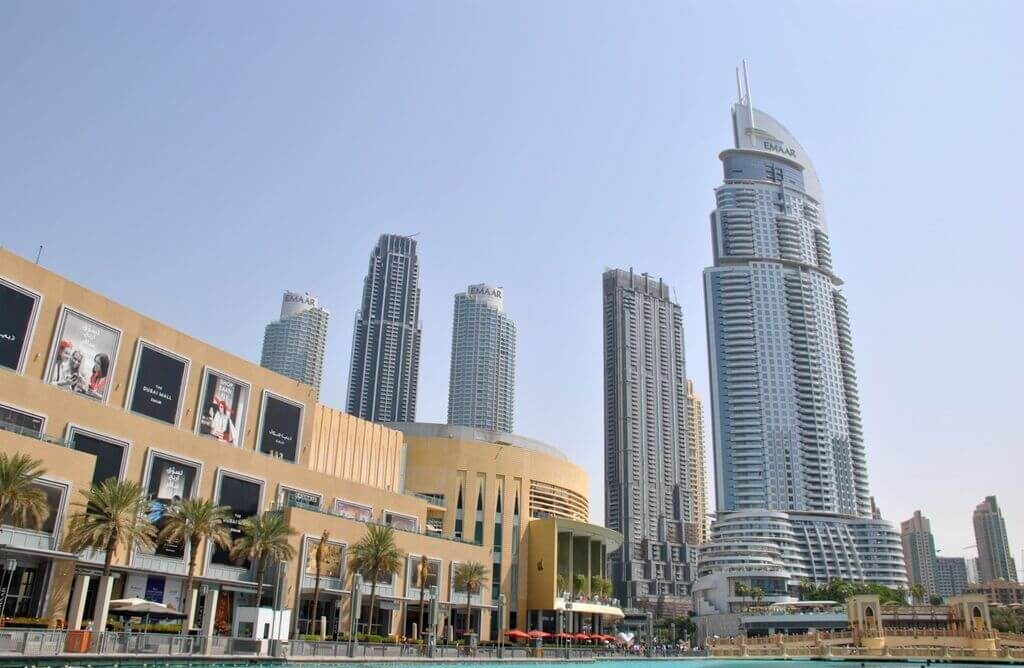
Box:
[0,248,621,640]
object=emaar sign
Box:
[762,140,797,158]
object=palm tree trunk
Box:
[367,576,378,636]
[184,536,200,633]
[465,589,472,635]
[103,532,117,578]
[418,584,426,639]
[310,559,321,635]
[94,533,118,632]
[255,553,267,609]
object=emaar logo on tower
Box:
[762,139,797,158]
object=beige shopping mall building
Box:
[0,248,622,640]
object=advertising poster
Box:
[281,487,321,511]
[146,455,198,558]
[258,394,302,462]
[0,404,44,438]
[46,308,120,403]
[197,369,248,445]
[128,343,188,425]
[212,475,261,568]
[304,539,343,579]
[332,499,372,522]
[0,279,40,373]
[69,430,126,487]
[385,511,418,532]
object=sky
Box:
[2,1,1022,570]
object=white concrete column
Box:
[202,589,219,638]
[92,575,114,631]
[67,574,90,631]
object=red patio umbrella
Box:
[572,632,590,642]
[506,629,529,640]
[554,632,573,640]
[528,630,552,639]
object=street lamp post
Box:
[496,594,506,659]
[348,574,363,658]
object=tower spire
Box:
[742,59,755,129]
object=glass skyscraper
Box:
[346,234,422,423]
[695,69,905,601]
[260,291,329,396]
[447,283,516,433]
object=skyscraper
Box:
[260,291,330,395]
[685,379,709,544]
[347,234,422,423]
[603,268,699,610]
[901,510,939,597]
[694,67,905,601]
[936,557,969,599]
[973,496,1018,583]
[447,284,516,433]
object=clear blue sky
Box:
[3,1,1022,568]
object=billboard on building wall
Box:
[46,307,120,403]
[212,474,262,569]
[196,368,249,446]
[69,429,127,487]
[146,454,198,559]
[128,342,189,425]
[0,278,40,373]
[0,404,44,437]
[257,393,303,462]
[332,499,372,522]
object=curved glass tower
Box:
[696,69,905,601]
[705,82,868,518]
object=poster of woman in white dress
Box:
[197,368,249,445]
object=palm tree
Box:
[308,529,339,635]
[229,512,297,610]
[573,572,588,598]
[910,583,926,606]
[157,497,232,625]
[0,452,50,531]
[751,586,765,608]
[453,561,488,636]
[557,572,568,597]
[734,581,750,610]
[416,554,429,639]
[64,479,156,577]
[347,525,404,635]
[64,479,156,630]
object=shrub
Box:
[2,617,50,629]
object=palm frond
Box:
[63,478,156,557]
[158,497,233,551]
[0,452,50,530]
[348,524,405,580]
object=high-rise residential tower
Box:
[973,496,1018,583]
[346,234,422,423]
[936,557,969,599]
[693,68,905,611]
[685,380,709,544]
[603,268,699,611]
[447,284,516,433]
[901,510,939,597]
[260,291,330,396]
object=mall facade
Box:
[0,248,621,639]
